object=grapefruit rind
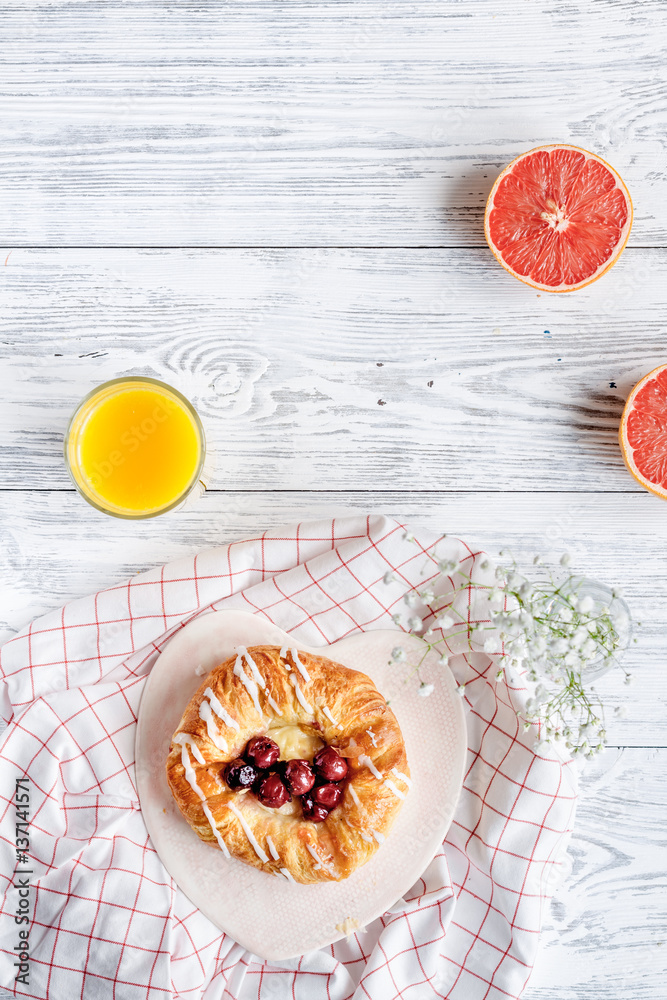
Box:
[484,143,633,293]
[619,362,667,501]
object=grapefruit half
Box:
[485,144,632,292]
[619,363,667,500]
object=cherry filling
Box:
[257,772,290,808]
[301,794,330,823]
[312,783,342,810]
[313,746,349,782]
[244,736,280,770]
[282,759,316,796]
[224,737,349,821]
[225,758,259,790]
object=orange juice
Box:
[65,378,205,518]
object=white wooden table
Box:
[1,2,666,997]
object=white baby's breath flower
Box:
[560,552,571,567]
[580,638,597,659]
[571,627,588,649]
[402,531,415,543]
[391,646,406,662]
[383,571,397,585]
[456,684,466,697]
[438,559,460,574]
[615,705,628,718]
[624,673,634,685]
[611,587,623,599]
[533,554,542,565]
[387,542,628,766]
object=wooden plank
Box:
[1,1,665,246]
[525,747,667,1000]
[0,489,663,748]
[2,248,665,491]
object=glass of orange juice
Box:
[64,377,206,518]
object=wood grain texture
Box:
[1,1,666,246]
[1,3,666,996]
[525,748,667,1000]
[2,248,666,492]
[0,489,663,748]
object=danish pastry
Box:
[165,644,410,883]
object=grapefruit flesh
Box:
[619,364,667,499]
[485,144,632,292]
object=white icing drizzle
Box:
[178,743,206,801]
[366,728,378,747]
[198,701,229,752]
[323,706,343,729]
[383,779,406,800]
[289,673,313,714]
[359,831,373,844]
[281,867,296,882]
[238,646,266,689]
[202,802,231,858]
[358,754,383,780]
[177,741,231,858]
[391,767,412,788]
[348,785,361,807]
[266,835,280,861]
[226,800,269,863]
[203,687,240,731]
[289,647,311,683]
[372,829,386,844]
[266,692,283,715]
[279,643,289,661]
[233,657,264,717]
[306,843,336,876]
[173,732,206,766]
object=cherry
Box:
[283,759,316,797]
[256,772,290,809]
[313,746,348,783]
[244,736,280,770]
[225,758,259,791]
[301,794,330,823]
[312,783,342,810]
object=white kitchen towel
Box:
[0,514,577,1000]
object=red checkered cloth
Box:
[0,514,577,1000]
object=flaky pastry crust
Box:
[166,644,410,883]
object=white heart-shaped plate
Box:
[135,610,466,961]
